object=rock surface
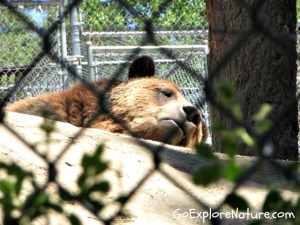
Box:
[0,112,296,225]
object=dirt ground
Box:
[0,112,297,225]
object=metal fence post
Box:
[59,0,68,89]
[69,0,82,80]
[86,41,95,81]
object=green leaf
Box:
[254,104,272,122]
[223,160,241,181]
[248,220,263,225]
[193,162,222,186]
[77,173,88,189]
[21,192,47,220]
[253,104,272,135]
[212,122,227,132]
[39,112,56,135]
[232,105,242,120]
[221,136,238,158]
[225,193,249,211]
[217,80,235,99]
[254,120,271,134]
[195,143,216,159]
[58,187,73,201]
[295,196,300,207]
[8,163,32,195]
[93,161,108,175]
[0,180,14,207]
[235,128,254,146]
[263,190,283,212]
[0,180,15,194]
[85,199,104,213]
[81,145,108,175]
[89,181,110,193]
[69,214,82,225]
[46,201,63,213]
[215,80,243,120]
[34,193,47,206]
[117,195,129,204]
[81,155,93,171]
[94,145,104,159]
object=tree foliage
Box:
[81,0,207,31]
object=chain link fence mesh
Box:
[0,2,64,101]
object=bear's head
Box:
[107,77,207,147]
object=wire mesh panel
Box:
[0,1,64,101]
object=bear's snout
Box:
[182,105,201,126]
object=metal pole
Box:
[69,0,82,80]
[90,45,208,52]
[59,0,68,89]
[204,48,212,142]
[86,41,95,81]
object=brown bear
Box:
[5,55,207,147]
[5,77,207,147]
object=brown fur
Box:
[5,77,207,147]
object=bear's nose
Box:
[183,105,201,126]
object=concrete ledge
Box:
[0,112,296,225]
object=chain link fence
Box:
[0,1,66,102]
[0,0,300,225]
[0,1,63,101]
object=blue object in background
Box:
[0,27,8,33]
[25,8,49,28]
[128,23,138,31]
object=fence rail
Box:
[82,30,208,38]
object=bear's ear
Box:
[128,55,156,79]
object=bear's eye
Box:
[162,89,174,98]
[157,88,176,101]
